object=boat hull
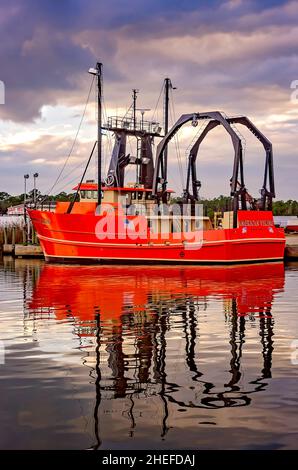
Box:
[286,225,298,233]
[28,209,285,264]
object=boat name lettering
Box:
[239,220,273,227]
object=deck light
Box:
[88,67,99,76]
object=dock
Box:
[1,223,44,258]
[3,243,44,258]
[3,239,298,260]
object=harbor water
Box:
[0,257,297,449]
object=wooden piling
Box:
[285,235,298,259]
[12,227,16,246]
[3,227,8,245]
[22,227,27,245]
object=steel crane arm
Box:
[227,116,275,199]
[152,111,243,197]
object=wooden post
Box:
[28,222,31,245]
[4,227,8,245]
[32,227,36,245]
[12,227,16,247]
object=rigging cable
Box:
[41,75,95,201]
[150,82,164,125]
[102,95,113,175]
[169,87,184,190]
[50,140,96,191]
[51,144,97,195]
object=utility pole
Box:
[24,174,29,223]
[33,172,39,207]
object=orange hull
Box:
[29,262,285,322]
[28,207,285,264]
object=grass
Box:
[0,217,29,246]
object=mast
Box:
[96,62,103,207]
[132,89,139,131]
[162,78,175,196]
[132,89,139,183]
[163,78,170,187]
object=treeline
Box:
[0,190,73,214]
[173,195,298,219]
[1,191,298,218]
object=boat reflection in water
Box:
[27,262,284,447]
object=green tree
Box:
[0,192,10,201]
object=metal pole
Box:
[24,177,26,219]
[33,172,39,208]
[132,89,138,130]
[33,176,36,206]
[163,78,170,185]
[97,62,103,207]
[132,89,139,184]
[24,174,29,224]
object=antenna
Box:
[132,89,139,130]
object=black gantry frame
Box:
[152,112,275,228]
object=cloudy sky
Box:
[0,0,297,199]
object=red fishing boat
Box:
[285,218,298,233]
[28,63,285,264]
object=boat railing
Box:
[27,201,57,212]
[104,116,161,134]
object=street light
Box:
[33,172,39,207]
[24,174,29,222]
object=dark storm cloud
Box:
[0,0,297,198]
[0,133,95,194]
[0,1,94,120]
[0,0,295,121]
